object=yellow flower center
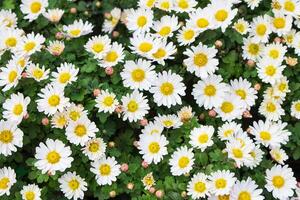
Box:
[59,72,71,84]
[221,102,234,113]
[178,0,188,9]
[256,24,267,36]
[235,23,245,33]
[13,104,23,115]
[178,156,190,168]
[248,43,259,55]
[218,195,230,200]
[284,0,295,11]
[25,191,35,200]
[160,82,174,96]
[18,59,26,68]
[224,129,234,137]
[194,181,206,193]
[232,148,243,158]
[24,42,36,52]
[69,111,80,121]
[204,84,216,96]
[8,70,17,83]
[0,130,13,144]
[215,10,228,22]
[273,17,285,29]
[99,164,111,176]
[272,176,285,188]
[250,151,256,158]
[146,0,156,7]
[103,96,114,106]
[238,191,251,200]
[33,68,44,80]
[295,102,300,111]
[159,26,171,36]
[0,177,9,189]
[260,131,271,141]
[197,18,209,28]
[269,50,279,59]
[278,83,286,92]
[88,142,100,152]
[70,29,81,37]
[215,178,227,189]
[46,151,61,164]
[198,133,208,144]
[163,120,173,127]
[183,29,195,40]
[48,95,60,107]
[265,65,276,76]
[266,102,276,112]
[105,51,118,62]
[68,179,80,191]
[273,151,282,161]
[57,116,67,127]
[127,100,139,112]
[137,16,147,27]
[235,89,246,100]
[139,42,153,53]
[74,125,87,137]
[152,48,166,59]
[160,1,170,9]
[5,37,17,47]
[30,2,42,13]
[131,69,145,82]
[148,142,160,153]
[92,43,104,53]
[194,53,208,67]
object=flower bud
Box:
[70,7,77,14]
[42,117,49,126]
[105,67,114,76]
[142,160,149,168]
[254,83,261,91]
[149,187,156,193]
[139,118,148,126]
[93,89,101,97]
[108,141,115,148]
[127,182,134,190]
[215,40,223,48]
[155,190,164,198]
[121,163,129,172]
[109,191,116,198]
[208,109,216,118]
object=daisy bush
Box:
[1,0,300,199]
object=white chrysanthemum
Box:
[263,42,287,63]
[152,15,180,38]
[63,19,93,38]
[265,165,297,200]
[259,98,284,121]
[138,0,156,8]
[272,76,290,98]
[271,11,293,36]
[26,63,50,82]
[150,70,186,108]
[66,103,88,122]
[291,100,300,119]
[257,59,285,84]
[245,145,264,169]
[0,10,18,28]
[233,18,249,35]
[225,139,253,168]
[51,62,79,86]
[217,121,243,141]
[138,133,169,164]
[0,120,23,156]
[130,33,161,58]
[43,8,64,23]
[102,8,121,33]
[188,7,213,32]
[242,37,264,60]
[0,167,16,196]
[176,26,199,46]
[209,170,236,196]
[83,138,106,160]
[35,138,73,175]
[156,0,174,11]
[173,0,197,13]
[149,40,177,65]
[46,40,65,56]
[141,121,164,136]
[95,90,118,114]
[90,156,121,186]
[120,59,156,91]
[215,95,246,121]
[20,184,41,200]
[36,83,70,116]
[100,42,124,68]
[20,0,48,22]
[283,29,297,47]
[51,111,69,129]
[0,28,23,51]
[229,77,257,108]
[169,146,194,176]
[84,35,111,59]
[121,90,150,122]
[276,0,300,17]
[154,114,183,129]
[15,32,45,56]
[249,15,272,43]
[244,0,262,9]
[187,172,210,199]
[192,74,229,109]
[126,8,153,33]
[189,125,214,151]
[65,116,99,146]
[184,43,219,78]
[58,171,87,200]
[230,178,264,200]
[2,92,30,124]
[142,172,156,190]
[11,55,31,69]
[0,61,22,92]
[270,148,288,165]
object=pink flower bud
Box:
[22,72,27,78]
[142,160,149,168]
[247,60,255,68]
[254,83,261,91]
[133,140,139,148]
[105,67,114,76]
[139,118,148,126]
[23,113,29,120]
[42,117,49,126]
[155,190,164,198]
[274,37,282,43]
[112,31,120,38]
[70,7,77,14]
[121,163,129,172]
[93,89,101,97]
[208,109,216,118]
[55,32,64,40]
[149,187,156,193]
[215,40,223,48]
[115,105,123,113]
[127,183,134,190]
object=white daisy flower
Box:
[230,178,264,200]
[36,83,70,116]
[102,8,121,33]
[169,146,194,176]
[271,11,293,36]
[209,170,236,196]
[176,26,199,46]
[245,145,264,169]
[283,29,297,47]
[192,74,229,109]
[46,40,65,56]
[188,7,213,32]
[0,120,23,156]
[95,90,118,114]
[0,167,16,196]
[0,28,23,51]
[277,0,300,17]
[150,70,186,108]
[233,18,249,35]
[90,156,121,186]
[63,19,93,38]
[265,165,297,200]
[141,121,164,136]
[51,62,79,86]
[0,10,18,28]
[150,40,177,65]
[270,148,288,165]
[16,32,45,56]
[217,121,243,141]
[84,35,111,59]
[244,0,262,9]
[66,103,88,122]
[126,8,153,33]
[65,116,99,146]
[156,0,174,11]
[291,100,300,119]
[187,172,211,199]
[34,138,73,175]
[100,42,124,68]
[2,92,31,124]
[83,138,106,160]
[173,0,197,13]
[242,37,264,61]
[249,15,272,43]
[272,76,290,98]
[58,171,87,200]
[130,33,161,58]
[154,114,183,129]
[20,184,41,200]
[263,42,287,64]
[152,15,180,38]
[138,133,169,164]
[259,98,284,121]
[43,8,64,23]
[225,139,253,168]
[257,58,285,84]
[20,0,48,22]
[215,95,246,121]
[121,90,149,122]
[142,172,156,190]
[51,111,69,129]
[26,63,50,82]
[189,125,214,151]
[0,61,22,92]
